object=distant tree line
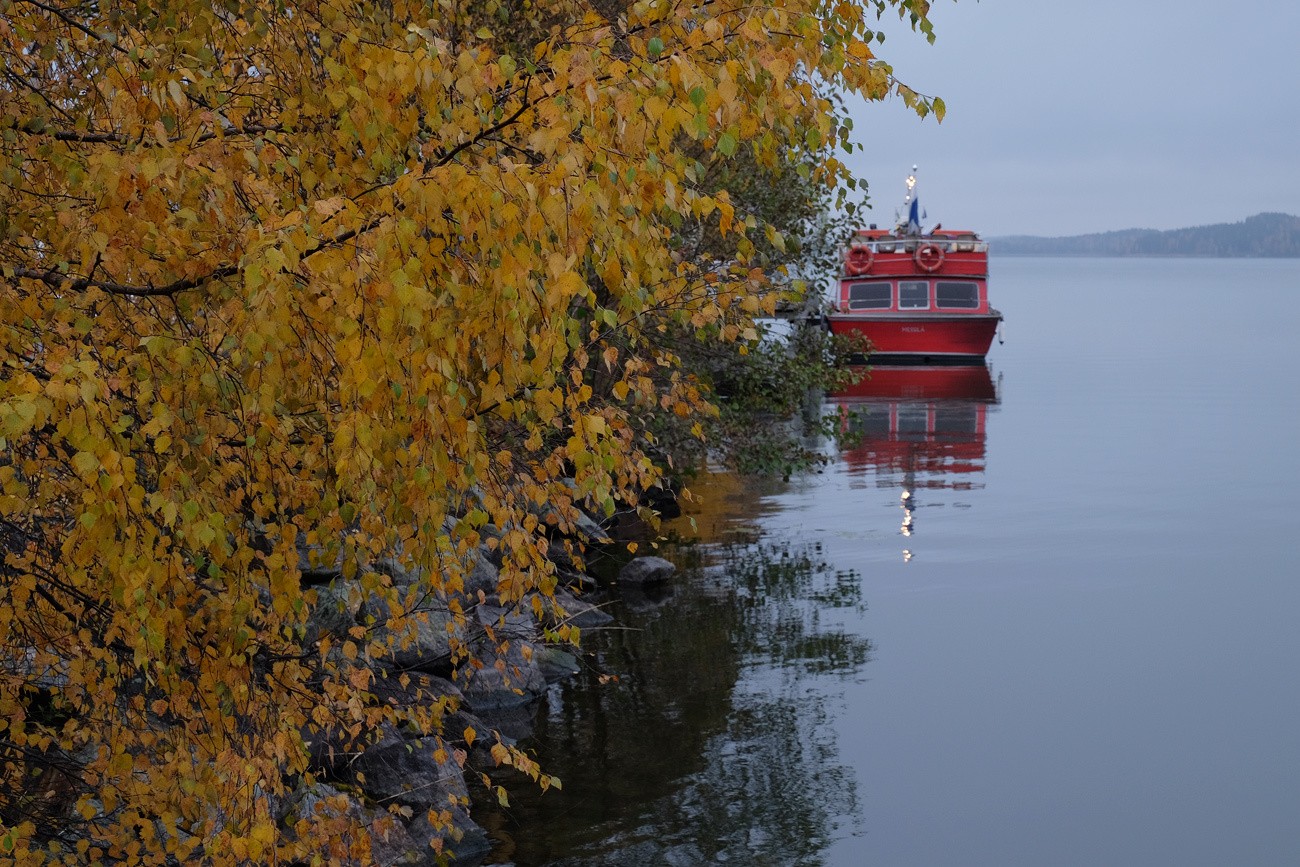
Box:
[992,212,1300,257]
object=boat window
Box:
[933,407,979,438]
[897,406,929,439]
[854,408,891,439]
[847,282,891,309]
[935,281,980,309]
[899,281,929,309]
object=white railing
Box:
[848,238,988,254]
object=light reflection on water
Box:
[483,258,1300,866]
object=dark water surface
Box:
[480,258,1300,866]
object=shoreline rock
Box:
[287,489,674,863]
[616,555,677,588]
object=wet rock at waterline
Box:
[617,555,677,587]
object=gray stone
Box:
[304,672,464,778]
[474,603,538,638]
[548,589,615,629]
[461,546,501,598]
[285,780,365,824]
[303,728,358,779]
[617,555,676,587]
[458,637,547,712]
[302,578,362,646]
[527,479,612,544]
[475,524,507,567]
[284,782,438,866]
[350,723,469,813]
[556,506,612,545]
[368,670,463,718]
[4,646,70,689]
[407,807,492,865]
[578,512,612,545]
[368,556,415,585]
[359,591,458,672]
[368,814,425,866]
[296,536,344,584]
[534,645,581,682]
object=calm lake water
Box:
[477,257,1300,866]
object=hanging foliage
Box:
[1,0,942,861]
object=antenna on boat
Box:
[903,165,922,235]
[895,166,917,230]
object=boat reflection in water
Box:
[831,364,999,560]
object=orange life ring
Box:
[845,246,875,276]
[914,243,945,272]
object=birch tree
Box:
[1,0,942,861]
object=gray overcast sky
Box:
[843,0,1300,237]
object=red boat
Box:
[826,168,1002,363]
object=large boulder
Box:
[457,608,548,713]
[349,724,468,813]
[458,649,548,712]
[372,547,500,602]
[304,672,468,780]
[459,547,501,598]
[406,808,492,865]
[296,536,344,585]
[283,781,477,867]
[534,480,613,544]
[302,578,363,647]
[533,588,614,630]
[358,590,458,673]
[533,645,581,683]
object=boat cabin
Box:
[836,229,994,316]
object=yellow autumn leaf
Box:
[313,196,348,218]
[71,451,99,477]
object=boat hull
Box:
[827,313,1002,363]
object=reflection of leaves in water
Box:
[813,570,864,608]
[474,540,869,866]
[722,540,871,677]
[549,693,856,867]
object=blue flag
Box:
[907,196,921,235]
